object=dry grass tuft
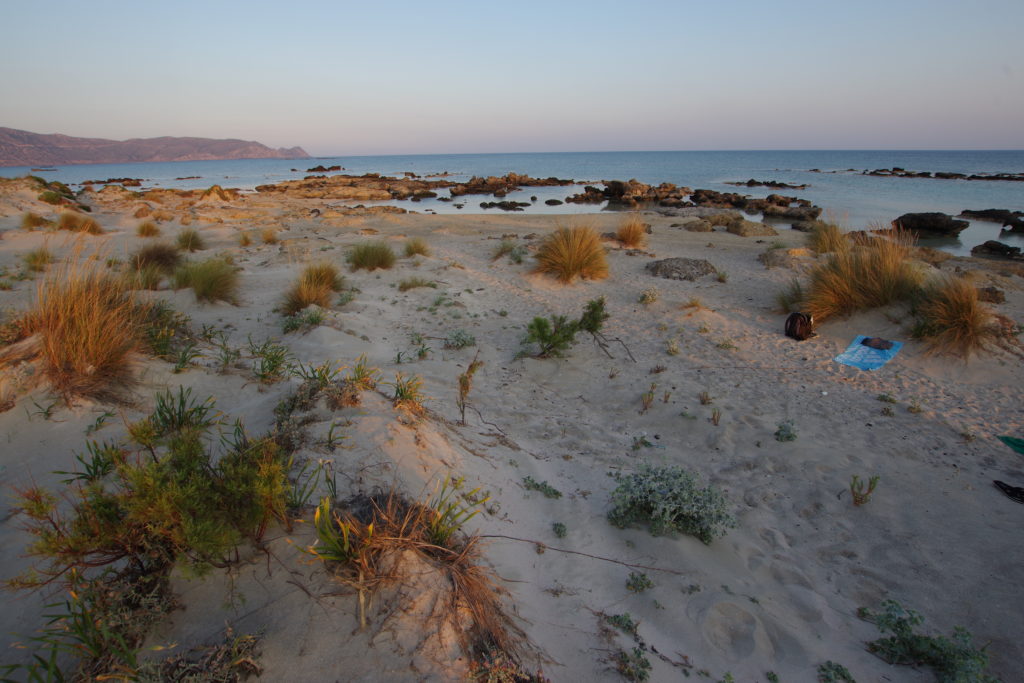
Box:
[20,212,52,231]
[616,214,647,248]
[534,224,608,283]
[348,241,396,271]
[174,258,239,304]
[804,228,923,321]
[238,231,252,247]
[22,246,54,272]
[404,238,430,257]
[56,212,103,235]
[176,228,206,252]
[130,242,181,275]
[136,221,160,237]
[808,221,848,254]
[281,262,344,315]
[913,276,994,358]
[12,255,146,402]
[261,228,279,245]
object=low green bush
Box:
[608,464,735,544]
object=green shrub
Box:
[444,329,476,349]
[860,600,998,682]
[521,314,579,358]
[608,464,735,544]
[347,241,395,271]
[173,258,239,303]
[404,238,430,257]
[176,228,206,252]
[38,190,65,205]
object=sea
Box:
[4,150,1023,256]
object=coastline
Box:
[0,180,1022,680]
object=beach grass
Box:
[282,261,344,315]
[136,221,160,237]
[534,224,608,283]
[347,241,396,271]
[913,276,993,357]
[616,214,647,248]
[20,212,52,231]
[176,228,206,252]
[22,246,54,273]
[130,242,181,275]
[404,238,430,257]
[174,258,239,304]
[57,212,103,235]
[808,220,848,254]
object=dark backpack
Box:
[785,312,815,341]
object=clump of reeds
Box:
[261,228,279,245]
[16,256,145,402]
[20,212,52,231]
[534,224,608,283]
[808,221,848,254]
[616,214,647,248]
[347,242,396,271]
[22,246,54,272]
[136,221,160,237]
[57,212,103,235]
[176,228,206,252]
[174,258,239,304]
[404,238,430,257]
[912,276,994,357]
[281,261,344,315]
[804,228,923,321]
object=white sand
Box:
[1,184,1022,681]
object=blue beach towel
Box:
[834,335,903,371]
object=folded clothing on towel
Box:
[835,335,903,371]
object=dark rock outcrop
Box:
[480,201,530,211]
[971,240,1022,260]
[565,179,691,206]
[725,178,808,189]
[976,286,1006,304]
[960,209,1024,232]
[544,199,564,206]
[645,257,716,281]
[865,167,1024,182]
[894,212,969,236]
[449,173,573,198]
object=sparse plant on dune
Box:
[21,212,52,231]
[130,242,181,275]
[404,238,430,257]
[776,278,805,313]
[57,212,103,235]
[808,220,849,254]
[534,224,608,283]
[282,261,344,316]
[347,354,380,390]
[176,227,206,252]
[521,314,579,358]
[912,276,994,358]
[22,246,54,272]
[136,221,160,237]
[850,475,880,506]
[347,241,396,271]
[398,276,436,292]
[261,228,279,245]
[456,351,483,424]
[11,255,146,403]
[390,372,425,414]
[638,287,659,305]
[238,231,252,247]
[617,214,647,248]
[174,258,239,304]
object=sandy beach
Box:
[1,177,1022,682]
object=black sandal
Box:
[994,480,1024,504]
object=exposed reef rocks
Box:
[565,179,691,207]
[960,209,1024,232]
[725,179,808,189]
[894,212,969,236]
[864,167,1024,182]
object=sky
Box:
[1,0,1021,154]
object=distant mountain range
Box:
[0,127,309,167]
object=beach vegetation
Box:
[774,420,797,442]
[626,572,654,593]
[491,239,526,262]
[534,224,608,283]
[615,647,652,682]
[859,600,998,682]
[282,308,324,333]
[809,221,849,254]
[617,214,648,248]
[445,328,476,349]
[281,261,344,316]
[816,661,856,682]
[238,231,252,246]
[455,353,481,425]
[173,257,239,304]
[37,190,65,205]
[522,476,562,499]
[710,407,722,425]
[716,269,729,283]
[22,246,54,272]
[175,227,206,252]
[776,279,805,313]
[21,212,52,230]
[850,475,880,506]
[345,353,380,391]
[608,464,736,544]
[552,522,568,539]
[404,237,430,257]
[911,276,994,358]
[390,372,425,413]
[803,228,923,321]
[136,221,160,237]
[521,314,579,358]
[57,211,103,234]
[347,241,396,271]
[398,276,436,291]
[247,337,293,383]
[638,287,659,305]
[130,242,181,275]
[261,228,279,244]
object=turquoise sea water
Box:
[4,150,1023,255]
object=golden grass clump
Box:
[804,228,923,321]
[238,231,252,247]
[136,221,160,237]
[176,228,206,252]
[17,256,146,402]
[281,261,345,315]
[808,221,848,254]
[261,228,279,245]
[56,212,103,235]
[616,214,647,248]
[404,238,430,257]
[174,258,239,304]
[347,241,396,271]
[913,276,994,358]
[534,224,608,283]
[21,212,52,231]
[22,247,54,272]
[130,242,181,275]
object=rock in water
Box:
[895,212,969,236]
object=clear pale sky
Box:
[1,0,1021,154]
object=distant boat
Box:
[31,167,57,172]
